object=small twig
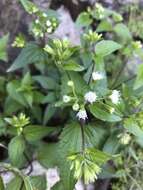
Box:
[114,74,136,89]
[23,152,33,175]
[111,60,127,89]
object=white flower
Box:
[42,13,47,17]
[72,103,79,111]
[92,72,104,81]
[109,90,120,104]
[76,109,88,120]
[46,20,51,27]
[67,81,74,87]
[35,19,39,24]
[63,95,71,103]
[118,133,131,145]
[84,91,97,104]
[47,27,52,33]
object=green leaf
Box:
[37,143,76,190]
[8,135,26,167]
[6,80,27,106]
[33,76,57,90]
[30,175,47,190]
[43,104,57,125]
[7,43,48,72]
[76,12,92,27]
[0,34,8,61]
[63,61,84,72]
[6,176,23,190]
[59,123,105,154]
[20,0,38,14]
[23,176,34,190]
[103,132,121,154]
[89,103,122,122]
[37,143,60,168]
[23,125,55,142]
[0,176,4,190]
[95,40,122,57]
[114,23,132,42]
[124,118,143,139]
[96,20,112,32]
[134,64,143,89]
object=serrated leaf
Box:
[63,61,84,72]
[134,64,143,89]
[89,103,122,122]
[8,43,48,72]
[0,34,8,61]
[95,40,122,57]
[23,125,55,142]
[8,135,26,167]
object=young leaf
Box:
[8,135,26,167]
[89,103,122,122]
[23,125,55,142]
[7,43,48,72]
[63,61,84,72]
[95,40,122,57]
[76,12,92,27]
[0,34,9,61]
[20,0,38,14]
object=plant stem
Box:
[80,120,87,190]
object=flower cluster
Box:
[32,14,58,37]
[83,30,102,43]
[109,90,120,105]
[12,34,26,48]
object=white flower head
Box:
[47,27,52,33]
[67,80,74,87]
[92,72,104,81]
[72,103,79,111]
[42,13,47,17]
[35,19,39,24]
[76,109,88,120]
[109,90,120,104]
[46,20,51,27]
[63,95,71,103]
[84,91,97,104]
